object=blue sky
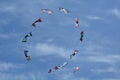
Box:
[0,0,120,80]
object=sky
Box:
[0,0,120,80]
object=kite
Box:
[59,62,68,68]
[70,50,79,59]
[48,69,52,73]
[59,8,69,14]
[48,62,68,73]
[24,50,31,61]
[48,66,60,73]
[75,17,79,28]
[73,67,80,73]
[80,31,84,42]
[41,9,53,15]
[32,18,42,27]
[22,32,32,42]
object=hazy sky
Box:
[0,0,120,80]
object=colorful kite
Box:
[24,50,31,61]
[59,8,69,14]
[73,67,80,73]
[75,17,79,28]
[48,62,68,73]
[32,18,42,27]
[70,50,79,59]
[48,66,60,73]
[22,32,32,42]
[41,9,53,15]
[80,31,84,42]
[59,62,68,68]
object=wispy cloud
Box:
[29,43,72,58]
[0,62,24,71]
[0,73,27,80]
[0,34,9,38]
[56,71,88,80]
[46,38,54,43]
[91,67,120,73]
[109,8,120,17]
[103,78,120,80]
[87,55,120,64]
[86,15,101,20]
[0,33,20,39]
[0,4,16,13]
[0,72,50,80]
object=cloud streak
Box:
[91,67,120,73]
[29,43,72,58]
[86,15,101,20]
[87,55,120,64]
[0,62,24,71]
[109,8,120,17]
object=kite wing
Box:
[70,50,79,59]
[41,9,46,13]
[80,31,84,42]
[41,9,53,15]
[22,32,32,42]
[32,18,42,27]
[27,32,32,37]
[75,17,79,28]
[24,50,28,57]
[32,22,36,27]
[22,37,27,42]
[60,62,68,68]
[48,69,52,73]
[26,56,31,61]
[59,8,69,14]
[48,10,53,15]
[24,50,31,61]
[73,67,80,73]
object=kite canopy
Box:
[48,69,52,73]
[75,17,79,28]
[26,32,32,37]
[41,9,53,15]
[76,67,80,71]
[80,31,84,42]
[24,50,31,61]
[70,50,79,59]
[22,37,27,42]
[59,8,69,14]
[22,32,32,42]
[48,62,68,73]
[73,67,80,73]
[26,56,31,61]
[32,18,42,28]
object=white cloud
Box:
[103,78,120,80]
[87,55,120,64]
[0,73,30,80]
[0,33,20,39]
[0,4,16,13]
[110,8,120,17]
[30,43,72,58]
[0,62,24,71]
[56,71,88,80]
[86,15,101,20]
[46,38,54,42]
[0,34,9,38]
[0,72,50,80]
[91,67,120,73]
